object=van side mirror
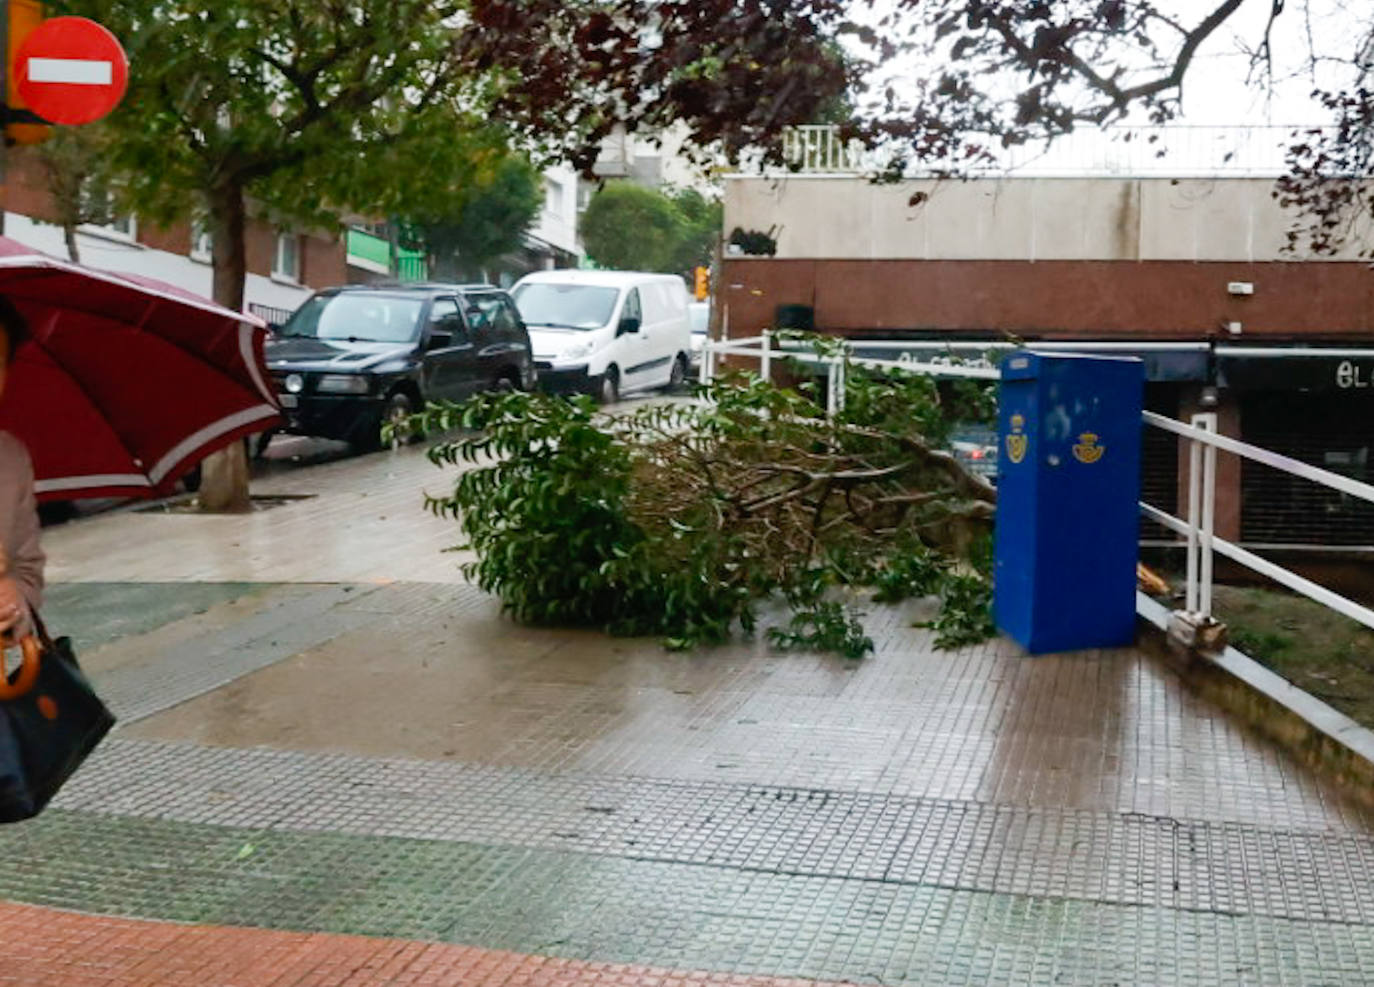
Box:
[618,315,641,336]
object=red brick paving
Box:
[0,902,856,987]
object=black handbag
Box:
[0,616,115,822]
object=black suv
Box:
[264,283,535,449]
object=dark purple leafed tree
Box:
[461,1,1372,252]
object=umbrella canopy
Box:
[0,237,281,501]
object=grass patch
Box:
[1212,584,1374,730]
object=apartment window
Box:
[545,178,564,215]
[79,190,137,242]
[274,233,301,281]
[107,213,137,239]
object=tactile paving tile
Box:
[49,739,1374,926]
[3,808,1374,985]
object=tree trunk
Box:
[199,178,252,513]
[62,224,80,264]
[387,221,401,278]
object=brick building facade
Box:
[721,164,1374,551]
[1,147,346,323]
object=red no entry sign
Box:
[15,17,129,126]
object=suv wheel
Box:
[596,367,620,405]
[383,392,417,449]
[668,354,688,391]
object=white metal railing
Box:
[774,123,1329,179]
[1139,412,1374,633]
[698,331,999,413]
[701,333,1374,636]
[781,125,866,173]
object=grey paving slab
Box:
[50,738,1374,927]
[88,583,385,722]
[42,580,274,652]
[117,582,1373,837]
[18,546,1374,986]
[3,807,1374,986]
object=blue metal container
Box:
[993,351,1145,654]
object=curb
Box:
[1137,592,1374,808]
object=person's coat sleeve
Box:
[3,436,44,637]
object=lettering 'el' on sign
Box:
[1337,360,1372,390]
[15,17,128,126]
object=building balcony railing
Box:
[776,124,1330,179]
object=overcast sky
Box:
[1173,0,1363,125]
[855,0,1364,126]
[842,0,1368,174]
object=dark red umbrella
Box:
[0,237,281,501]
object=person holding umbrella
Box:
[0,303,43,646]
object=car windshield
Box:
[277,293,424,343]
[512,283,619,331]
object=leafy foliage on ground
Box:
[413,351,998,658]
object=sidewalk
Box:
[9,443,1374,985]
[0,902,852,987]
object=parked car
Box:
[511,270,692,404]
[949,423,999,481]
[264,283,535,450]
[687,300,710,374]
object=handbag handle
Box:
[0,545,50,696]
[0,634,41,700]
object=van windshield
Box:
[278,293,424,343]
[512,283,619,331]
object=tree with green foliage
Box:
[410,340,998,658]
[52,0,476,510]
[581,182,721,276]
[665,187,724,276]
[580,182,685,273]
[32,123,119,265]
[406,153,543,282]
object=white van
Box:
[511,270,693,404]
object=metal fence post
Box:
[1185,427,1202,614]
[699,337,712,387]
[760,328,772,383]
[825,357,838,418]
[1192,413,1218,617]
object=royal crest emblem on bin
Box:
[1005,414,1028,464]
[1072,432,1105,464]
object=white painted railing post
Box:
[1192,413,1218,617]
[825,357,838,418]
[699,337,713,386]
[760,328,772,383]
[1185,428,1202,614]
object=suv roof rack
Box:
[326,280,505,293]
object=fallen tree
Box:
[412,352,998,658]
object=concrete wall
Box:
[720,174,1374,341]
[724,176,1371,263]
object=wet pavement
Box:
[9,439,1374,985]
